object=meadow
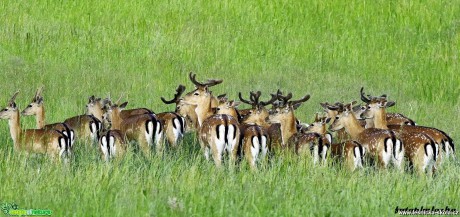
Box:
[0,0,459,216]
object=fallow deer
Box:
[99,129,127,162]
[21,87,75,149]
[328,103,400,169]
[268,92,329,164]
[182,74,240,167]
[0,91,70,161]
[103,101,163,155]
[359,89,443,174]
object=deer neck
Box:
[373,108,388,129]
[9,110,21,148]
[365,118,374,129]
[36,106,45,129]
[344,114,365,139]
[279,113,297,145]
[195,98,213,127]
[111,110,123,130]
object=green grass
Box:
[1,0,459,216]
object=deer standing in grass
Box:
[328,103,401,169]
[103,99,163,156]
[0,91,71,161]
[359,88,443,174]
[21,87,75,150]
[181,73,240,167]
[268,92,329,165]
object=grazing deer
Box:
[21,87,75,149]
[328,103,400,169]
[359,89,443,174]
[182,73,240,167]
[99,129,127,162]
[103,101,163,155]
[0,91,70,161]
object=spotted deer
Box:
[182,74,240,167]
[360,89,442,174]
[328,103,400,169]
[21,87,75,149]
[161,85,198,133]
[304,112,365,171]
[103,101,163,156]
[0,91,70,161]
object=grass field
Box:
[1,0,459,216]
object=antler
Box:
[161,84,186,104]
[238,92,255,107]
[360,87,371,103]
[259,92,278,106]
[189,72,223,87]
[290,94,310,106]
[115,93,125,105]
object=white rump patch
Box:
[250,136,260,166]
[320,144,328,165]
[260,136,268,159]
[90,122,98,142]
[392,139,404,171]
[215,125,226,157]
[312,143,319,165]
[226,125,237,154]
[109,135,116,158]
[173,118,183,143]
[422,144,436,172]
[145,121,154,147]
[353,146,363,170]
[382,139,393,168]
[155,121,162,146]
[100,135,109,161]
[325,133,332,144]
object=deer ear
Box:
[232,101,241,108]
[119,102,128,109]
[325,117,331,124]
[36,97,44,104]
[385,101,395,108]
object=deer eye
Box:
[27,104,32,108]
[216,108,221,111]
[194,92,199,96]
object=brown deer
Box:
[182,74,240,167]
[360,89,442,174]
[161,84,197,133]
[21,87,75,149]
[0,91,70,161]
[304,113,365,171]
[103,101,163,156]
[268,92,329,164]
[99,129,127,161]
[328,103,400,169]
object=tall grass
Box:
[0,0,459,216]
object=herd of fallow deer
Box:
[0,73,455,175]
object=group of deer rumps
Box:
[0,73,455,174]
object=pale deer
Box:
[99,129,127,162]
[103,101,163,155]
[182,74,240,167]
[328,103,400,169]
[0,91,70,161]
[21,87,75,149]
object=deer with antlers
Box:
[237,91,279,169]
[181,72,240,167]
[328,102,401,169]
[359,88,447,174]
[267,91,329,164]
[161,85,199,133]
[0,91,71,161]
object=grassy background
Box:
[1,0,459,216]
